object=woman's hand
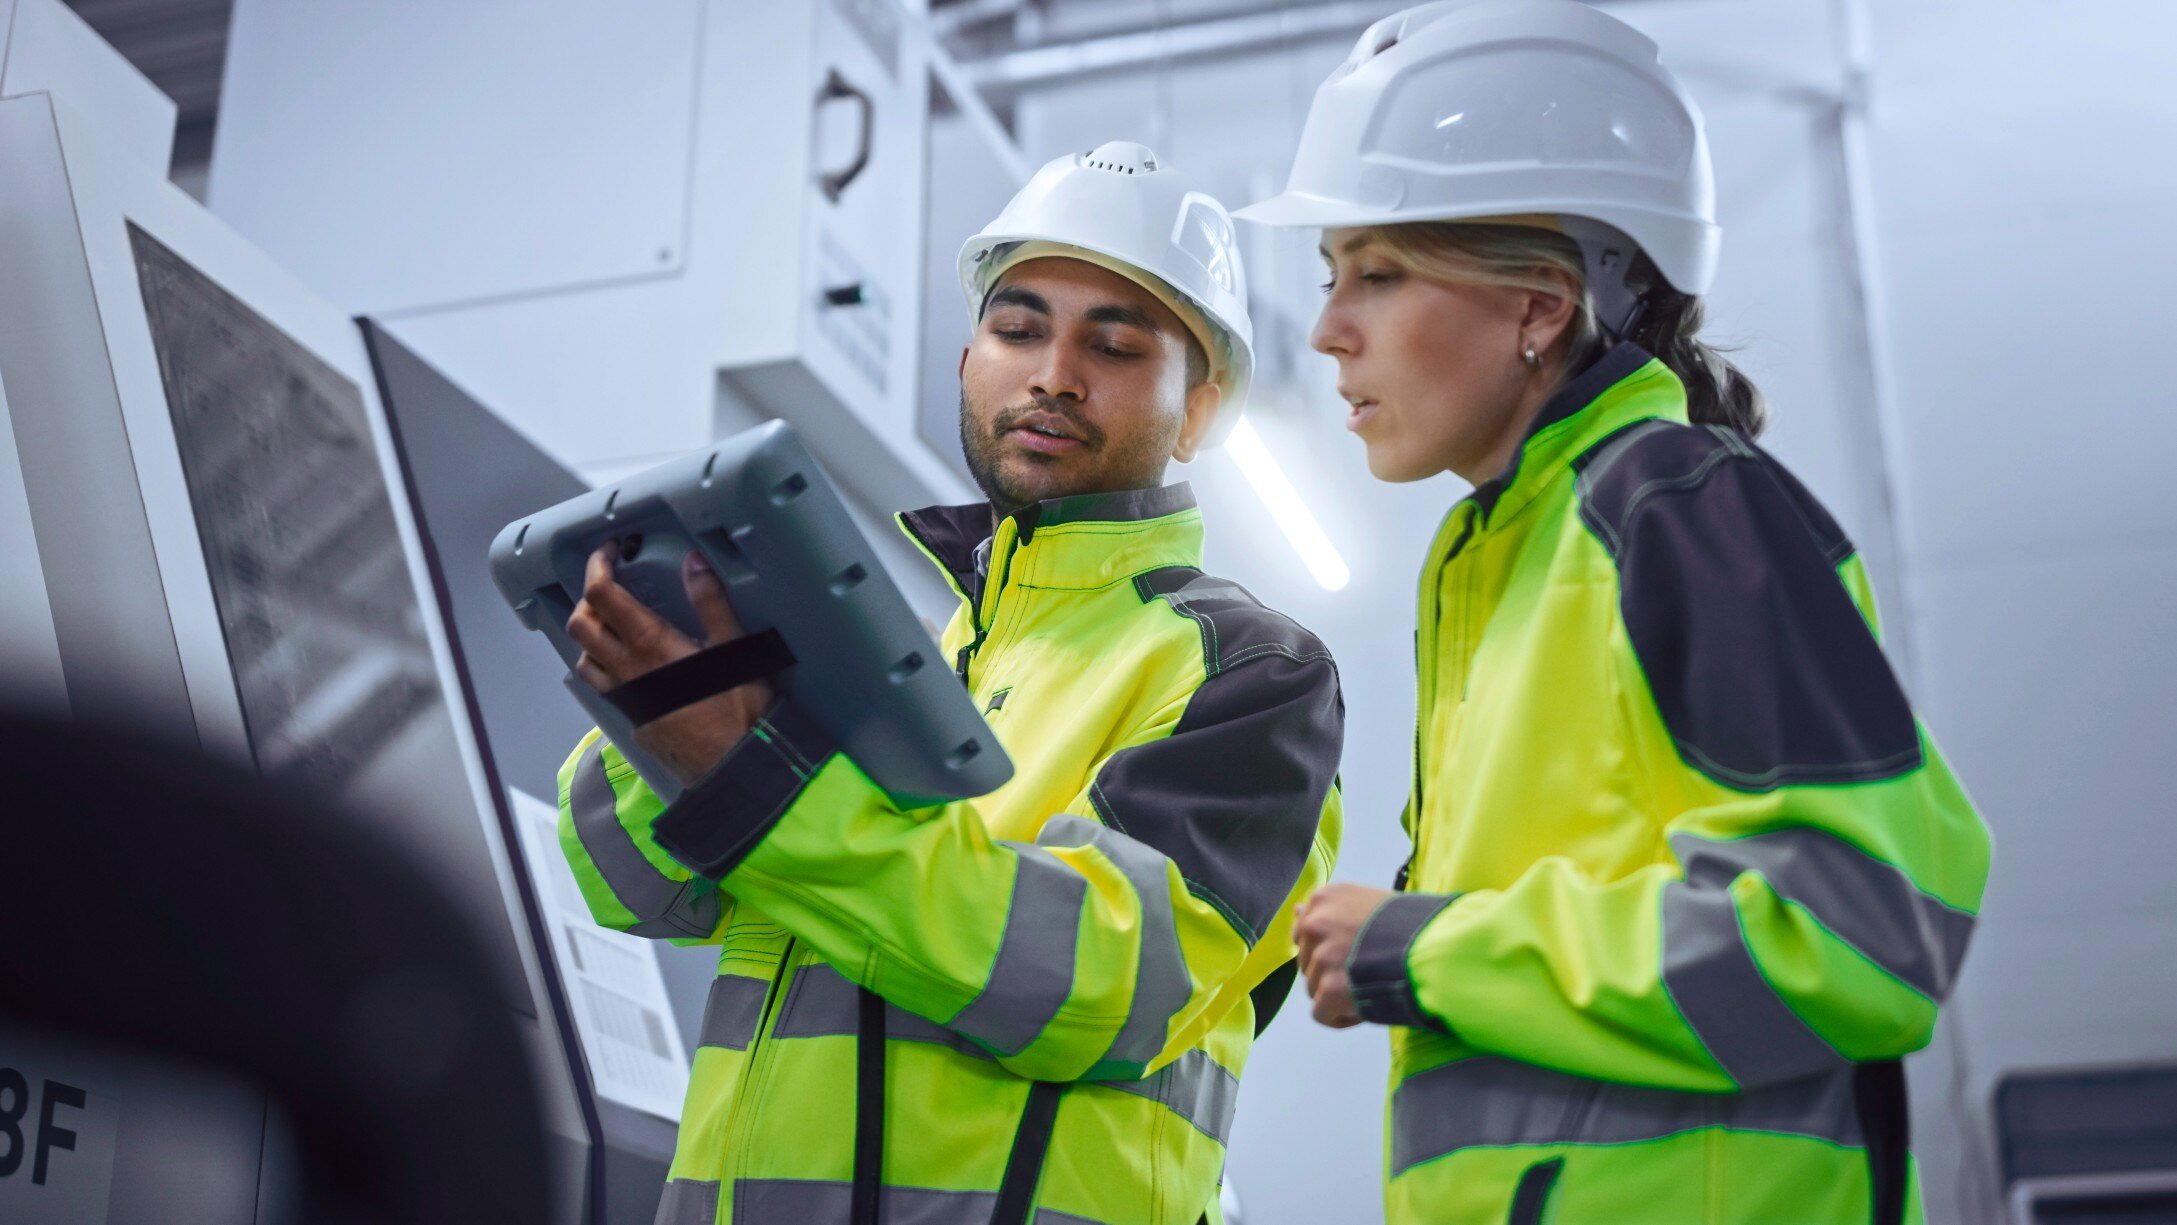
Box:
[565,543,774,785]
[1292,882,1394,1028]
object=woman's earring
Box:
[1522,342,1541,369]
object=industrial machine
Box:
[207,0,973,511]
[365,319,705,1225]
[0,3,596,1219]
[0,0,1055,1220]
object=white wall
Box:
[1015,2,2177,1222]
[1861,1,2177,1218]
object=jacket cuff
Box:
[1347,892,1457,1030]
[651,698,838,880]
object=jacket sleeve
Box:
[1347,434,1992,1092]
[556,729,730,945]
[647,648,1343,1083]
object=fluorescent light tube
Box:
[1227,420,1349,591]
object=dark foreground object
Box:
[0,714,550,1225]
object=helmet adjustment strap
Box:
[1558,215,1648,343]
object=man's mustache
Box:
[992,397,1102,449]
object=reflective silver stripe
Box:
[770,963,995,1060]
[570,744,719,939]
[732,1178,1107,1224]
[768,961,860,1039]
[887,1006,995,1059]
[1390,1057,1863,1178]
[653,1178,720,1225]
[770,964,1237,1146]
[948,844,1087,1056]
[1661,880,1846,1086]
[1037,814,1192,1072]
[697,974,769,1051]
[1093,1049,1240,1146]
[1672,830,1975,1000]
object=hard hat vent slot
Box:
[1081,141,1158,176]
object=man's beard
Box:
[957,390,1127,518]
[958,390,1183,517]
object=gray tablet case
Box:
[488,420,1010,807]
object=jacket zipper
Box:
[1450,538,1481,703]
[724,936,799,1183]
[1407,509,1478,885]
[955,522,1023,689]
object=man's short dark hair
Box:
[1183,332,1209,390]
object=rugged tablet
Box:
[489,421,1010,806]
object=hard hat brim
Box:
[1231,191,1371,229]
[1235,192,1719,297]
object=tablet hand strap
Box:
[601,629,796,726]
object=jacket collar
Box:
[898,482,1205,600]
[1469,341,1688,527]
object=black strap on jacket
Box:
[1506,1156,1567,1225]
[850,987,887,1225]
[1249,959,1299,1037]
[599,629,795,726]
[989,1081,1066,1225]
[1854,1059,1911,1225]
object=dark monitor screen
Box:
[129,223,534,1017]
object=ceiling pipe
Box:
[958,1,1386,97]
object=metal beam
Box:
[959,1,1385,96]
[903,4,1034,185]
[931,0,1027,37]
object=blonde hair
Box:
[1355,221,1767,436]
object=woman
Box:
[1236,4,1991,1224]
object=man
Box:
[557,142,1344,1225]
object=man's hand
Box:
[565,542,773,785]
[1292,882,1394,1028]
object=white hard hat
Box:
[961,141,1255,447]
[1235,0,1720,304]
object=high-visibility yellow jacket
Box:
[558,485,1343,1225]
[1345,345,1991,1225]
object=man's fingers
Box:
[1310,977,1360,1028]
[566,603,629,672]
[1294,928,1325,980]
[1302,944,1335,1002]
[573,652,615,694]
[684,551,746,645]
[582,542,656,635]
[584,542,617,598]
[578,540,707,672]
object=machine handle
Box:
[817,68,875,203]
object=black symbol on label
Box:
[0,1068,86,1186]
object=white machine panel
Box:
[210,0,702,315]
[0,373,67,714]
[211,0,971,520]
[0,0,173,172]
